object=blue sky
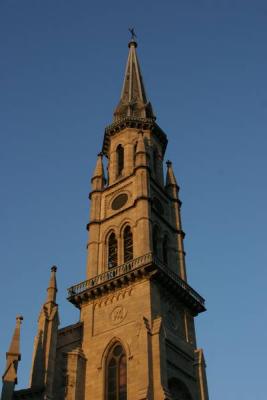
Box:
[0,1,267,398]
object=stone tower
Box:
[1,39,209,400]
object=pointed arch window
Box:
[163,235,168,265]
[123,226,133,262]
[117,145,124,177]
[134,142,138,166]
[106,343,127,400]
[168,378,192,400]
[153,226,159,257]
[153,148,158,176]
[108,232,118,269]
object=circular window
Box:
[112,193,128,210]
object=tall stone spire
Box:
[1,316,23,400]
[113,39,155,121]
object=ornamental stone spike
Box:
[91,153,105,190]
[165,160,180,199]
[46,265,57,304]
[7,315,23,361]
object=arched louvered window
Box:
[108,232,118,269]
[153,226,159,257]
[123,226,133,262]
[117,145,124,177]
[163,235,168,265]
[106,343,127,400]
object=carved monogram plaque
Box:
[110,306,127,325]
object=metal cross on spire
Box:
[129,27,137,41]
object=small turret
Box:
[1,316,23,400]
[91,153,106,191]
[30,267,59,397]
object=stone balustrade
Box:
[67,253,205,309]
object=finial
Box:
[128,27,137,47]
[51,265,57,273]
[129,27,137,41]
[16,315,23,323]
[166,160,172,167]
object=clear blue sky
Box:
[0,1,266,398]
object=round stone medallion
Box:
[110,306,127,325]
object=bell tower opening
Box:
[116,144,124,177]
[123,226,133,262]
[108,232,118,269]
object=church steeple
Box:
[113,39,155,121]
[0,35,210,400]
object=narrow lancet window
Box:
[106,344,127,400]
[153,226,159,257]
[163,235,168,265]
[108,232,118,269]
[117,145,124,177]
[123,226,133,262]
[153,149,158,177]
[134,142,138,166]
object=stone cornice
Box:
[102,117,168,156]
[67,253,205,316]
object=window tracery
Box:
[106,343,127,400]
[123,226,133,262]
[108,232,118,269]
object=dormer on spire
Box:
[113,39,155,121]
